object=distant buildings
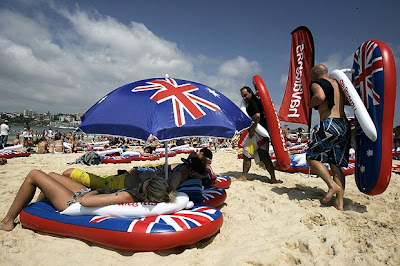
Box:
[1,110,82,129]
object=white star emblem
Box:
[206,88,220,98]
[360,165,365,173]
[366,149,373,157]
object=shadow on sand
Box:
[271,184,367,213]
[221,170,279,183]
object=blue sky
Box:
[0,0,399,127]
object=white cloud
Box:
[0,4,259,114]
[321,52,353,73]
[218,56,261,78]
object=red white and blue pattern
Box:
[353,41,383,108]
[132,78,220,127]
[20,200,223,251]
[79,78,251,141]
[0,150,30,159]
[214,174,231,189]
[202,187,227,207]
[101,155,135,164]
[352,40,396,194]
[118,206,218,233]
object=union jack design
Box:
[216,175,230,183]
[89,206,218,233]
[353,41,383,108]
[202,187,225,201]
[131,78,221,127]
[90,216,115,223]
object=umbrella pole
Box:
[164,141,168,180]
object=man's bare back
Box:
[316,77,347,120]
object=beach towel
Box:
[177,179,203,205]
[68,151,102,165]
[242,131,269,164]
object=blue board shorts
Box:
[306,118,351,167]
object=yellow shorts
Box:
[70,169,127,190]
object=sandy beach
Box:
[0,150,399,265]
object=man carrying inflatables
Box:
[239,86,278,183]
[306,64,351,211]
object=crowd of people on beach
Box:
[1,63,398,233]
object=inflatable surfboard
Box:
[352,40,397,195]
[96,148,123,156]
[0,144,23,153]
[237,129,248,149]
[253,75,290,170]
[239,99,270,138]
[329,69,377,141]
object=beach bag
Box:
[68,151,102,165]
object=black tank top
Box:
[309,78,335,110]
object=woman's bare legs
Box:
[1,169,85,231]
[62,168,75,178]
[36,171,87,202]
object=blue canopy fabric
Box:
[78,77,251,141]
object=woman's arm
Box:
[77,190,134,207]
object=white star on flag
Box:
[207,88,220,98]
[366,149,373,157]
[360,165,366,173]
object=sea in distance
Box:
[7,125,79,140]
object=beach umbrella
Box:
[78,76,251,141]
[78,76,252,177]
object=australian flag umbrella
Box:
[78,77,251,141]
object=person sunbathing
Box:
[0,169,175,232]
[62,157,206,192]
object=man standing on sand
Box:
[239,86,278,183]
[306,64,351,211]
[0,120,10,148]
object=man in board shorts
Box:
[306,64,351,211]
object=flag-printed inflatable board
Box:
[352,40,397,195]
[20,200,223,251]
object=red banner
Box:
[278,26,314,127]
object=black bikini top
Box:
[309,78,335,110]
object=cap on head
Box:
[181,157,205,175]
[200,148,213,160]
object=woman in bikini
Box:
[52,132,64,154]
[0,169,175,232]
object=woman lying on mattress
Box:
[0,169,175,232]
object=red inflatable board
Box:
[253,75,290,170]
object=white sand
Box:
[0,151,399,265]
